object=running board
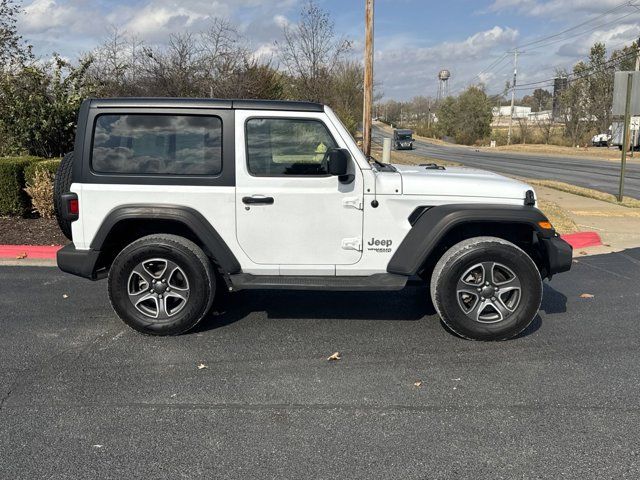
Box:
[228,273,408,291]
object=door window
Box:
[245,118,337,176]
[92,114,222,175]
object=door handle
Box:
[242,196,274,205]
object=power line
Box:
[519,10,639,53]
[443,1,640,99]
[514,48,639,90]
[451,3,638,96]
[516,52,637,91]
[515,0,635,49]
[507,36,640,86]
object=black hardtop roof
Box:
[87,97,324,112]
[394,129,413,134]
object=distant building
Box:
[528,110,553,122]
[492,106,532,118]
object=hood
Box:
[392,163,532,200]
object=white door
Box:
[235,112,363,268]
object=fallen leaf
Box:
[15,252,27,259]
[327,352,341,361]
[580,293,594,299]
[413,381,422,387]
[580,251,588,256]
[197,363,208,370]
[62,294,69,299]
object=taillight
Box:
[68,198,79,215]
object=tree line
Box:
[0,0,364,158]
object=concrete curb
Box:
[560,232,603,249]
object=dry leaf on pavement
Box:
[580,293,594,299]
[327,352,341,361]
[197,363,208,370]
[15,252,27,259]
[413,381,422,387]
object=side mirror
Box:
[327,148,350,176]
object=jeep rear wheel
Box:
[430,236,542,341]
[108,234,216,335]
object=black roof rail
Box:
[87,97,324,112]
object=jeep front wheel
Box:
[108,234,216,335]
[430,236,542,341]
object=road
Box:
[373,125,640,199]
[2,251,640,479]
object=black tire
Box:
[430,236,542,341]
[53,152,74,240]
[108,234,216,336]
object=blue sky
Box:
[17,0,640,100]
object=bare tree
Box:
[0,0,31,69]
[517,117,530,144]
[139,33,205,97]
[277,0,351,103]
[535,114,555,144]
[200,18,247,97]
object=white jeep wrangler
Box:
[56,98,572,340]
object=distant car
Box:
[591,133,611,147]
[393,129,414,150]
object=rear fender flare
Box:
[90,205,241,274]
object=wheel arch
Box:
[387,204,555,278]
[90,205,241,275]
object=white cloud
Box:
[375,26,519,100]
[21,0,92,34]
[20,0,298,44]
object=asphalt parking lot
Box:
[1,249,640,479]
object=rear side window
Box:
[245,118,337,176]
[92,114,222,175]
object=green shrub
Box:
[0,156,48,216]
[24,159,61,186]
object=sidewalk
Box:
[535,185,640,254]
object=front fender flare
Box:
[387,204,554,276]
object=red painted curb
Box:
[561,231,603,249]
[0,245,62,259]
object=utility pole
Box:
[362,0,375,158]
[507,49,518,146]
[635,36,640,71]
[618,72,634,202]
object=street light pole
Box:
[362,0,375,158]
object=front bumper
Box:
[540,236,573,277]
[57,244,103,280]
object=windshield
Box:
[398,134,413,140]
